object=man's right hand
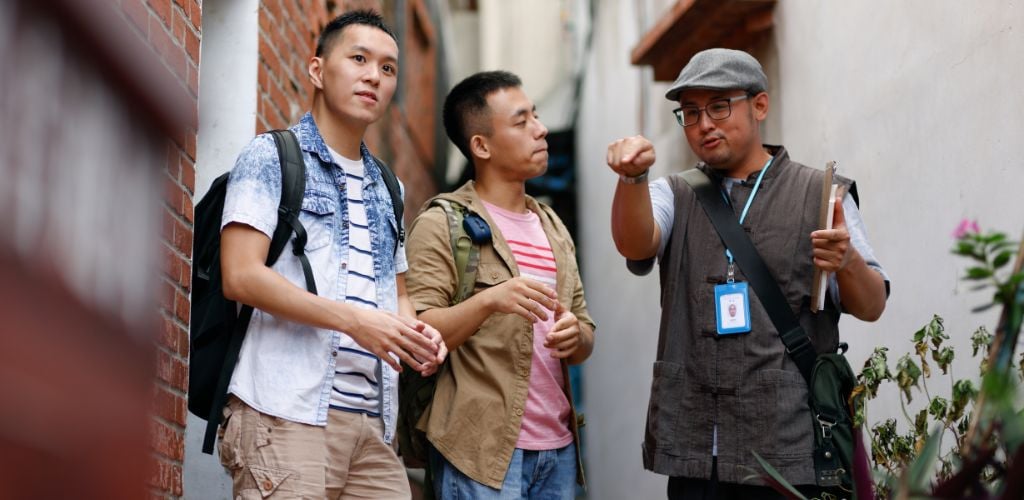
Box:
[607,135,656,176]
[346,308,441,372]
[481,277,558,323]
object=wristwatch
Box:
[619,169,649,184]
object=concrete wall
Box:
[577,1,1024,498]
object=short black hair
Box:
[316,9,397,57]
[442,71,523,163]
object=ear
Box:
[469,134,491,161]
[308,57,324,90]
[751,92,769,122]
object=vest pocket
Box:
[754,369,813,458]
[647,361,690,456]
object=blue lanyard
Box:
[723,156,773,281]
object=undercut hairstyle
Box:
[315,9,397,57]
[443,70,523,163]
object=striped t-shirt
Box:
[327,148,380,417]
[482,201,573,451]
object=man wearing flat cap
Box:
[606,48,889,499]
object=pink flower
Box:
[953,218,981,238]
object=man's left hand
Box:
[811,195,856,272]
[545,303,580,359]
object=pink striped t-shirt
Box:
[482,201,573,451]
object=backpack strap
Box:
[201,129,314,454]
[680,168,816,385]
[270,130,316,295]
[372,154,405,248]
[431,199,482,303]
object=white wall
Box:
[185,0,259,497]
[576,2,670,498]
[577,1,1024,498]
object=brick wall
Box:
[120,0,200,498]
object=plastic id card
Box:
[715,282,752,335]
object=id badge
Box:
[715,282,752,335]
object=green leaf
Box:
[972,302,997,313]
[896,354,922,403]
[928,397,949,421]
[751,452,808,499]
[993,250,1013,269]
[982,232,1007,245]
[933,346,955,374]
[965,266,993,280]
[952,240,976,256]
[971,326,993,357]
[914,408,928,436]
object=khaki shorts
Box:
[218,396,410,499]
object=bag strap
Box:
[373,154,406,247]
[680,168,816,384]
[432,199,481,303]
[201,129,315,454]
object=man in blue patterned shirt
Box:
[217,10,446,499]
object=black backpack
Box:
[188,129,405,454]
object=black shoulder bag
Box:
[681,168,857,496]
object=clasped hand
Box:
[347,308,448,376]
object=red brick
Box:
[158,315,179,353]
[189,0,201,28]
[174,288,190,325]
[161,245,181,281]
[259,7,274,34]
[180,155,195,193]
[147,0,172,28]
[258,64,270,91]
[172,7,187,45]
[187,62,199,98]
[165,175,184,216]
[268,80,291,123]
[177,321,190,358]
[184,128,197,160]
[156,348,188,391]
[151,420,185,461]
[123,0,150,37]
[260,40,283,84]
[183,196,194,224]
[149,457,183,496]
[152,385,187,426]
[159,276,175,311]
[162,211,175,246]
[263,0,283,23]
[184,25,200,64]
[172,217,193,257]
[164,143,180,178]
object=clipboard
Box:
[810,161,840,313]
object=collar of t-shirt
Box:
[326,146,364,176]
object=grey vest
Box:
[642,146,853,486]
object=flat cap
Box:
[664,48,768,102]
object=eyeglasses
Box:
[672,94,751,127]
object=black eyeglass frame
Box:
[672,94,752,127]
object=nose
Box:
[695,108,716,131]
[534,117,548,139]
[363,66,380,86]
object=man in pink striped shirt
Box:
[405,70,596,499]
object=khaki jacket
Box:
[405,181,595,489]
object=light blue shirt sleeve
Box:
[827,193,890,310]
[649,177,676,260]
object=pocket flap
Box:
[248,465,292,498]
[301,193,336,215]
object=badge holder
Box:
[714,263,752,335]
